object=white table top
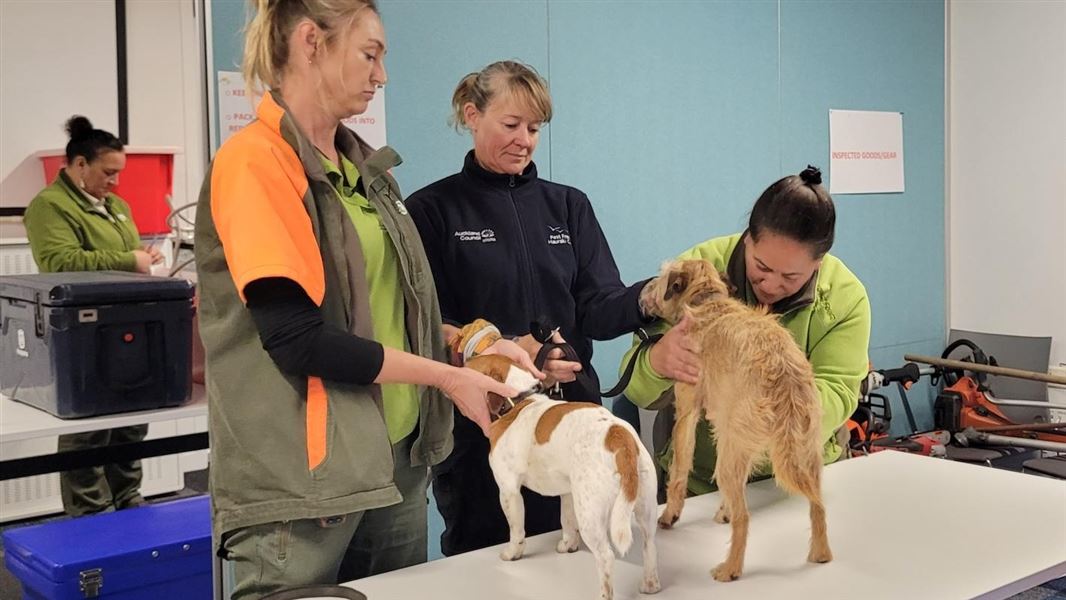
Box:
[0,383,206,443]
[347,452,1066,600]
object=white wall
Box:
[949,0,1066,367]
[126,0,207,216]
[0,0,206,221]
[0,0,118,213]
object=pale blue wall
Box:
[210,0,946,560]
[374,0,947,434]
[208,0,247,148]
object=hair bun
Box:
[799,165,822,185]
[65,115,94,141]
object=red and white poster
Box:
[341,90,387,150]
[829,109,905,194]
[217,70,387,149]
[217,71,258,146]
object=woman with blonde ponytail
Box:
[406,61,655,556]
[194,2,537,596]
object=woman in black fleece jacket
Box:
[407,60,652,557]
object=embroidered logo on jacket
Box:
[547,225,571,245]
[454,229,497,243]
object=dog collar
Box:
[512,382,546,403]
[495,382,546,418]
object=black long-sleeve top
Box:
[244,277,384,384]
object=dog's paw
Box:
[556,537,580,553]
[639,575,661,594]
[499,541,525,561]
[711,562,742,582]
[656,510,679,529]
[713,505,730,524]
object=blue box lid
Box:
[2,495,210,584]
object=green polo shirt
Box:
[319,151,418,443]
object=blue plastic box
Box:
[2,496,211,599]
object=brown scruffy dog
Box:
[640,258,832,582]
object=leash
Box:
[533,327,663,399]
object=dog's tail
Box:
[767,364,824,497]
[605,424,638,555]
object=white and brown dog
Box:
[466,354,661,600]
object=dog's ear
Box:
[664,269,689,301]
[719,271,738,296]
[465,355,514,383]
[487,392,508,421]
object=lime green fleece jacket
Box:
[23,171,141,273]
[622,233,871,493]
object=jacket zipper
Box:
[60,174,134,251]
[109,208,135,249]
[371,178,424,358]
[96,202,136,250]
[507,176,539,323]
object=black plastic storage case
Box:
[0,271,194,419]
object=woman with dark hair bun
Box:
[620,166,872,496]
[24,115,162,274]
[23,115,165,516]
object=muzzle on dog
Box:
[488,382,546,420]
[466,354,546,421]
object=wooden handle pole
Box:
[902,354,1066,385]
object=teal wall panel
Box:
[779,0,946,364]
[209,0,248,149]
[379,0,551,190]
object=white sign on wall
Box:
[828,109,905,194]
[341,90,387,150]
[217,71,257,146]
[216,70,387,149]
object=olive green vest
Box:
[195,92,453,540]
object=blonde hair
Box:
[450,61,553,130]
[242,0,378,93]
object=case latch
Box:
[33,291,45,337]
[79,568,103,598]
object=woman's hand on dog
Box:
[437,367,518,436]
[515,331,582,386]
[649,316,701,384]
[482,338,547,380]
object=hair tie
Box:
[799,165,822,185]
[451,319,502,365]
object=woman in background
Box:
[24,115,163,516]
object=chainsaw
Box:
[849,339,1066,457]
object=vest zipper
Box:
[372,180,424,356]
[507,185,539,324]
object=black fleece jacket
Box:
[407,151,649,419]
